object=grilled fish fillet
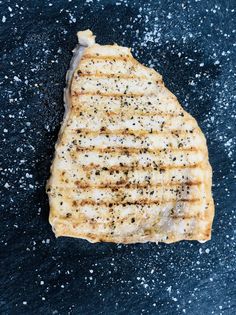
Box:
[47,30,214,243]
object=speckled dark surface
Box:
[1,0,236,314]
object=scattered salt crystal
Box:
[69,13,76,23]
[224,138,232,147]
[14,76,21,82]
[167,286,172,293]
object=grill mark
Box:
[69,198,201,206]
[80,164,201,171]
[75,92,164,97]
[71,107,183,118]
[60,213,206,224]
[78,73,150,80]
[74,147,201,153]
[68,128,196,136]
[74,181,202,189]
[72,91,176,101]
[82,55,136,61]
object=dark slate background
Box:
[1,0,235,314]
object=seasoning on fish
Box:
[47,30,214,243]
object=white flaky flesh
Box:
[47,30,214,244]
[77,30,96,47]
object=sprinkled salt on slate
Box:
[0,0,235,315]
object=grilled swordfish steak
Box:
[47,30,214,244]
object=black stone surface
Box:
[1,0,235,314]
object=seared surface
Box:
[47,34,214,243]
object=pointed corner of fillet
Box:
[197,221,213,243]
[49,215,60,238]
[77,29,96,47]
